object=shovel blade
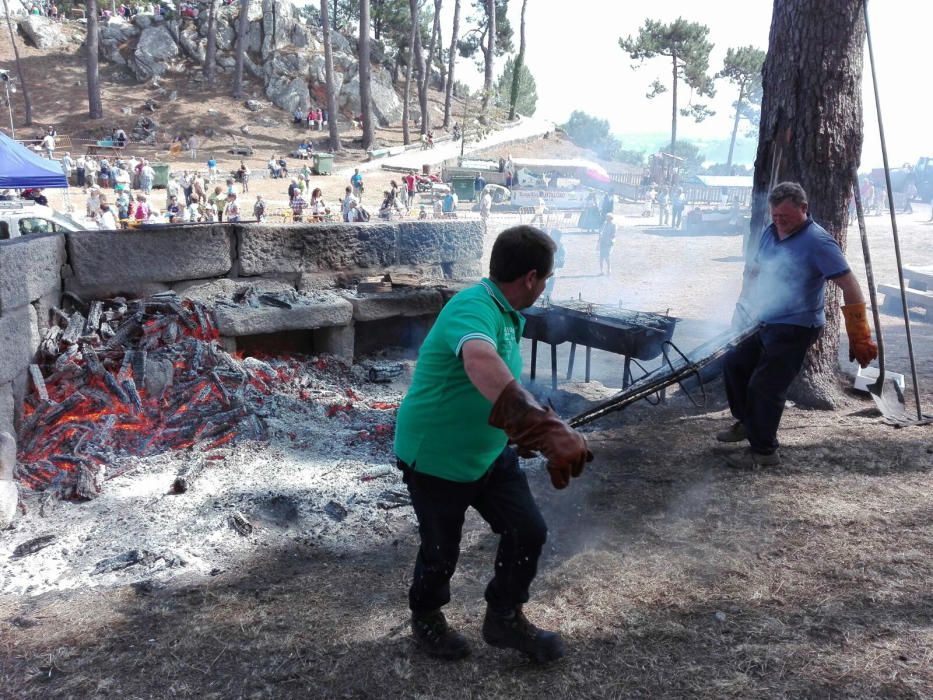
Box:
[870,378,911,424]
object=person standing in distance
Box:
[394,225,592,664]
[351,168,364,199]
[718,182,878,469]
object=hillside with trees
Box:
[1,0,541,150]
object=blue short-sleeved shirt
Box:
[746,217,850,327]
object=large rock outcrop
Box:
[96,0,404,127]
[339,67,403,126]
[99,16,140,65]
[18,15,68,50]
[133,24,180,80]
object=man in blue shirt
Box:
[350,169,364,198]
[718,182,877,469]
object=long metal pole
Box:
[3,81,13,138]
[862,0,924,420]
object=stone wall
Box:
[0,233,68,436]
[0,220,484,433]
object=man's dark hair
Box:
[768,182,808,207]
[489,225,556,282]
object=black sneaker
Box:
[482,606,565,664]
[411,609,471,660]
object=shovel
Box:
[850,167,909,422]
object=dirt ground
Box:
[3,26,933,700]
[1,201,931,698]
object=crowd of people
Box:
[293,107,329,131]
[66,155,259,228]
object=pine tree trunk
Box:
[726,85,743,173]
[436,4,445,94]
[442,0,460,127]
[204,0,217,86]
[232,0,249,98]
[508,0,526,121]
[401,0,417,145]
[750,0,866,408]
[321,0,341,151]
[359,0,374,149]
[412,0,429,135]
[86,0,103,118]
[670,51,677,154]
[2,0,32,126]
[422,0,441,100]
[480,0,495,116]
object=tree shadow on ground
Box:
[1,389,931,698]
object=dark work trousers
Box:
[398,447,548,614]
[723,323,822,454]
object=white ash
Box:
[0,355,418,597]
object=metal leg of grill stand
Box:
[566,342,577,380]
[585,346,592,382]
[551,343,558,392]
[530,339,537,383]
[623,356,632,388]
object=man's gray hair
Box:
[768,182,808,207]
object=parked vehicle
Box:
[0,200,88,240]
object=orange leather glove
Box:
[489,380,592,489]
[841,303,878,368]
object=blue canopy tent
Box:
[0,130,68,189]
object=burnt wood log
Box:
[84,346,105,376]
[40,326,63,357]
[104,315,142,350]
[170,457,206,494]
[131,350,147,384]
[103,372,130,404]
[117,352,132,382]
[43,393,85,424]
[74,462,103,500]
[11,534,56,559]
[29,364,49,402]
[122,378,143,413]
[61,312,86,346]
[84,301,103,336]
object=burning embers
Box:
[18,292,277,499]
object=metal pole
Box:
[460,96,467,159]
[3,80,13,139]
[862,0,924,421]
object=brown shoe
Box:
[715,421,747,443]
[482,606,565,664]
[724,448,781,470]
[411,609,471,660]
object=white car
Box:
[0,200,89,240]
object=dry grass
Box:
[1,385,931,699]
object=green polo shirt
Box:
[394,279,525,482]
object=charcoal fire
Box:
[16,290,407,503]
[17,292,277,499]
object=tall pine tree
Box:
[619,18,716,156]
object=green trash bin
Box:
[151,163,170,189]
[451,176,476,202]
[313,153,334,176]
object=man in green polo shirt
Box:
[395,225,591,664]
